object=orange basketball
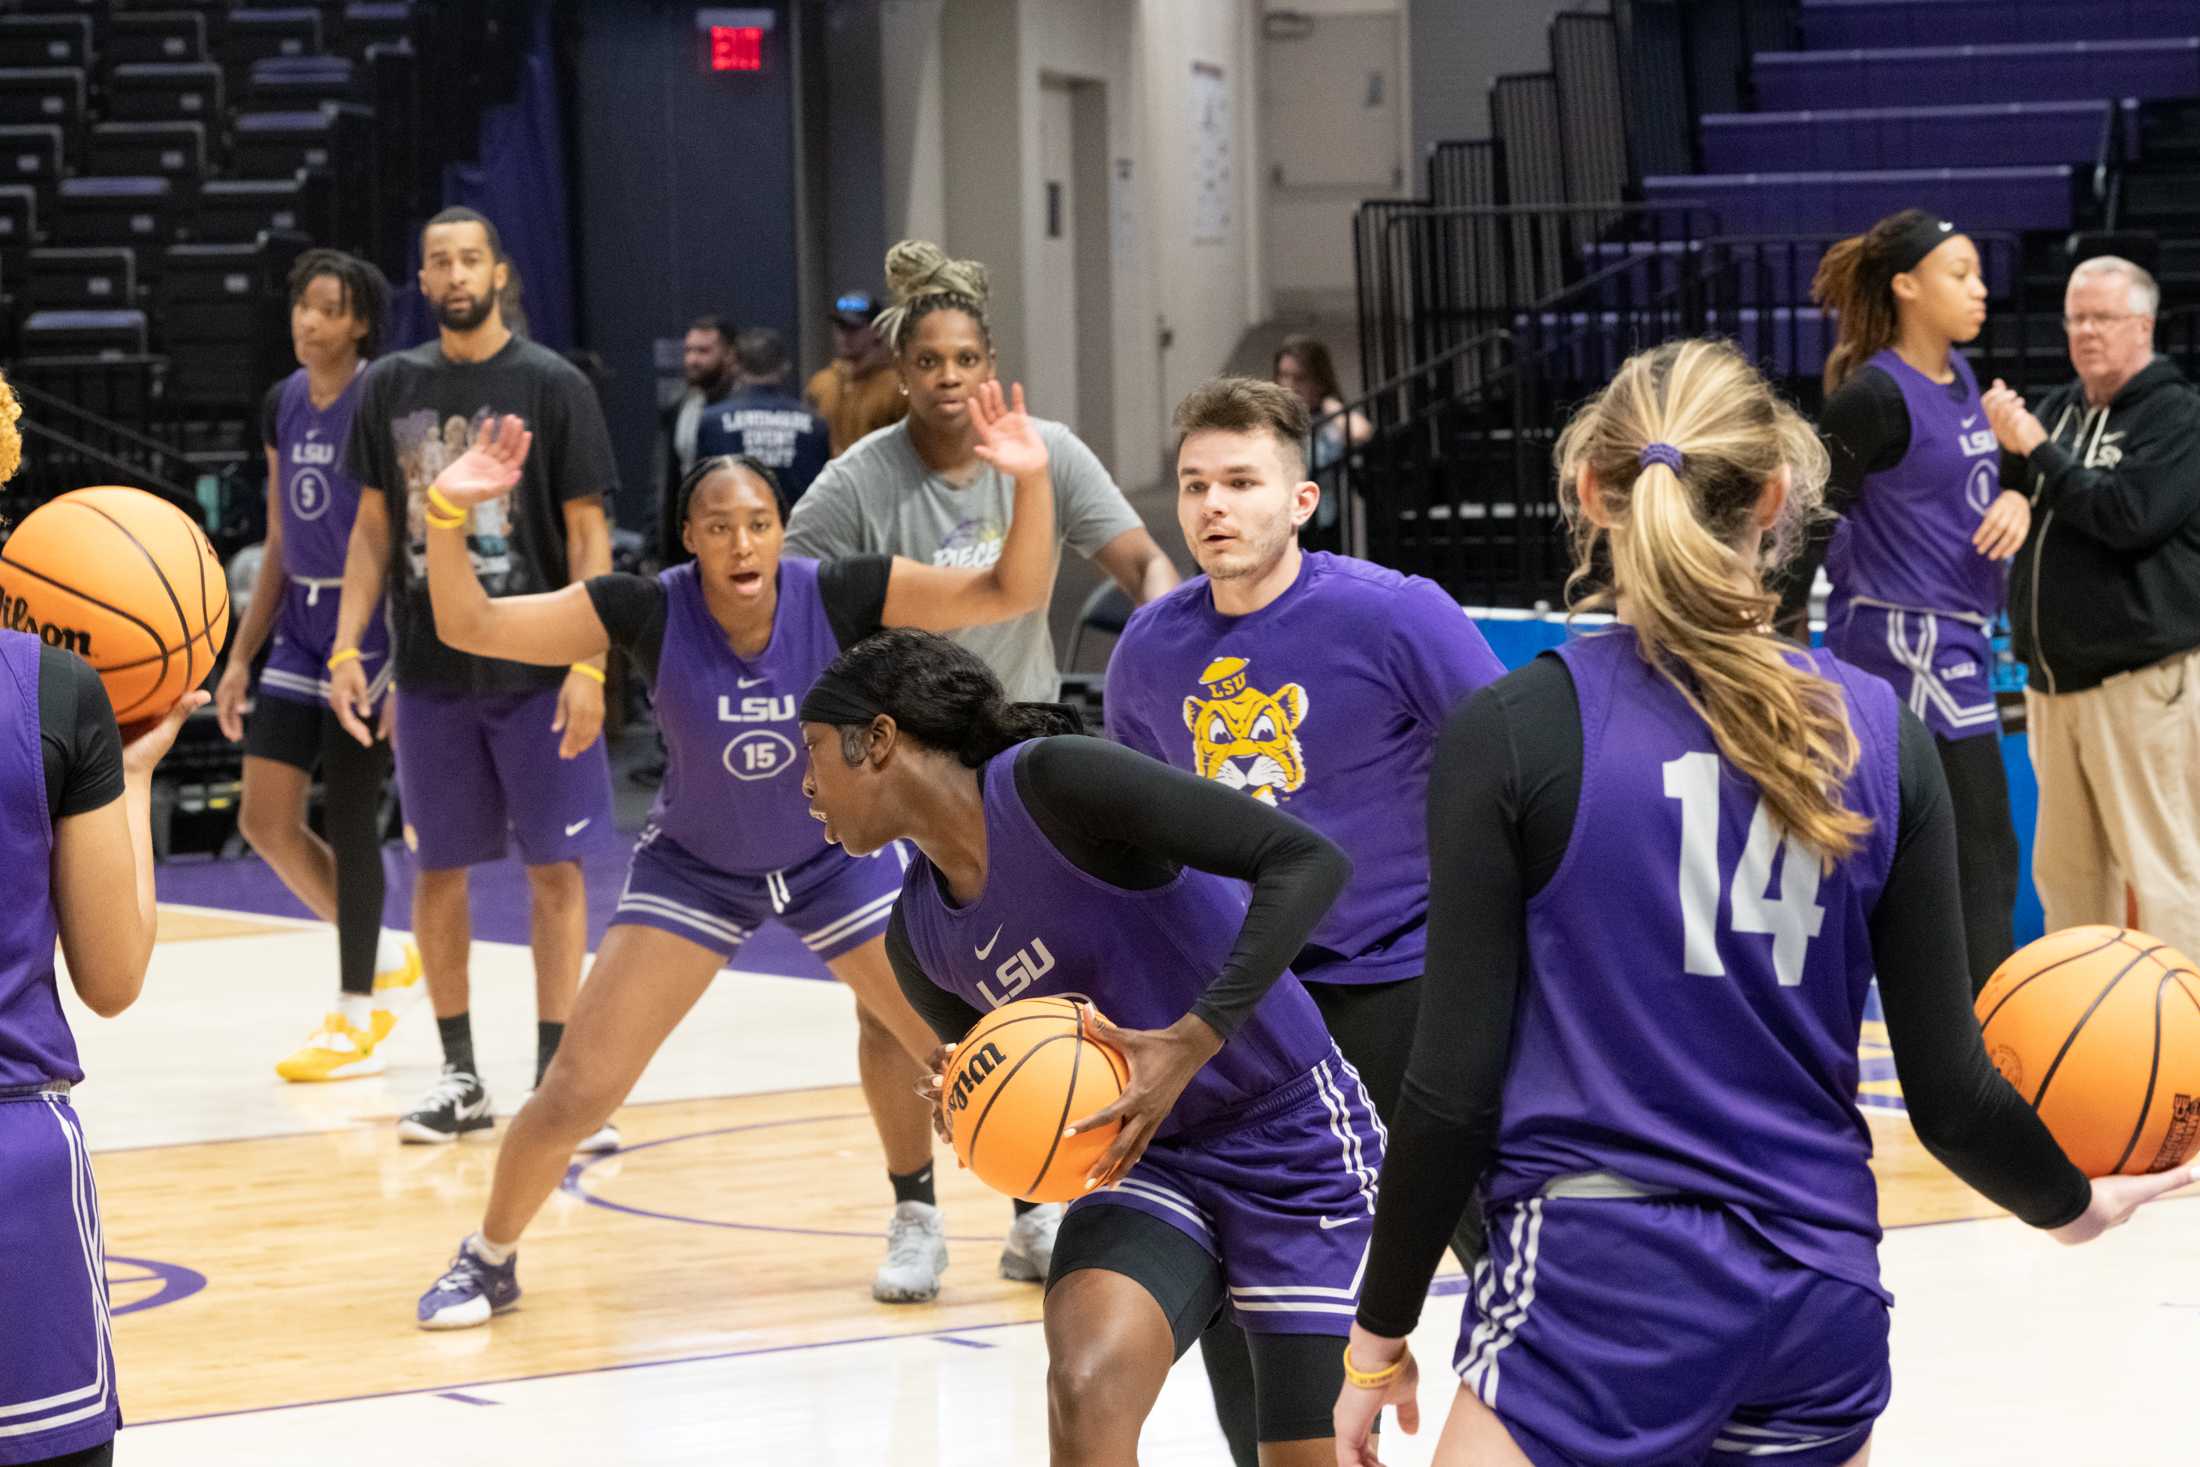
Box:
[1975,926,2200,1177]
[0,486,230,725]
[946,995,1131,1204]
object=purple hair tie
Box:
[1639,442,1686,474]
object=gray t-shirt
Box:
[783,415,1142,700]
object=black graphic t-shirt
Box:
[342,335,618,694]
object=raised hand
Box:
[969,381,1049,482]
[433,413,533,507]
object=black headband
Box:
[797,672,882,728]
[1886,213,1958,276]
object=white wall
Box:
[869,0,1268,487]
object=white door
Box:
[1029,79,1081,430]
[1263,11,1404,309]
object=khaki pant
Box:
[2026,645,2200,959]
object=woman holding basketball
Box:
[412,382,1063,1326]
[1800,210,2026,991]
[212,248,424,1081]
[798,627,1380,1465]
[0,373,205,1467]
[1330,339,2194,1467]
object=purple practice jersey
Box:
[1487,629,1903,1299]
[0,632,74,1089]
[895,740,1334,1138]
[1106,552,1503,985]
[269,367,371,580]
[649,557,840,874]
[1825,349,2004,623]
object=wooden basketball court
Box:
[69,906,2198,1464]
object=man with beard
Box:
[327,207,622,1148]
[1103,376,1504,1467]
[660,314,735,562]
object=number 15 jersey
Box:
[1490,627,1903,1299]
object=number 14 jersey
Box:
[1492,628,1903,1299]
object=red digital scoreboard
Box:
[697,9,772,74]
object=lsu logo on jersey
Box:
[1181,656,1308,805]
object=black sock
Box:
[536,1021,565,1086]
[1012,1198,1040,1217]
[890,1163,936,1207]
[437,1013,475,1075]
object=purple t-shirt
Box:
[262,367,371,580]
[1105,551,1504,985]
[894,741,1334,1138]
[0,632,73,1088]
[1825,348,2005,623]
[1489,628,1904,1299]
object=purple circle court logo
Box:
[106,1255,206,1316]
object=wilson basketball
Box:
[946,995,1131,1204]
[1975,926,2200,1177]
[0,486,230,725]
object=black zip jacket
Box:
[2008,355,2200,693]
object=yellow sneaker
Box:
[275,1012,387,1083]
[373,939,425,1013]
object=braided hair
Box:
[287,248,392,359]
[675,453,789,528]
[875,239,991,357]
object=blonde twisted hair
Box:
[0,369,21,489]
[1557,338,1869,860]
[875,239,990,355]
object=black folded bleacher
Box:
[246,53,356,108]
[23,246,135,312]
[197,172,328,245]
[222,8,322,95]
[55,176,176,247]
[88,120,207,200]
[0,67,85,145]
[21,307,149,357]
[0,15,93,70]
[341,3,415,56]
[160,235,303,409]
[0,181,35,259]
[108,11,210,67]
[0,123,64,202]
[107,62,223,124]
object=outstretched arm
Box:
[879,381,1060,631]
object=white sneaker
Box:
[575,1119,621,1154]
[999,1202,1062,1283]
[873,1200,948,1303]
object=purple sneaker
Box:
[417,1237,520,1330]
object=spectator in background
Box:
[1986,255,2200,961]
[660,316,736,558]
[695,327,830,505]
[786,240,1178,708]
[1272,334,1370,547]
[805,289,906,456]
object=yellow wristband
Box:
[1341,1344,1406,1390]
[568,662,606,684]
[425,485,465,521]
[326,647,361,671]
[425,512,466,530]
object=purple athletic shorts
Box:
[256,579,390,710]
[1827,602,1997,743]
[1071,1051,1385,1335]
[393,683,613,870]
[1456,1194,1890,1466]
[610,826,906,962]
[0,1095,120,1464]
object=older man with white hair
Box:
[1981,255,2200,956]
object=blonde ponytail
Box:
[1558,338,1869,861]
[0,370,21,489]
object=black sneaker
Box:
[398,1066,495,1144]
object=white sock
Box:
[469,1231,515,1266]
[338,991,373,1030]
[375,929,406,975]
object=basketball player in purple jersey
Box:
[328,208,620,1147]
[0,373,208,1467]
[1805,210,2029,990]
[213,249,425,1081]
[409,386,1061,1323]
[1332,340,2195,1467]
[1106,376,1502,1465]
[800,629,1383,1464]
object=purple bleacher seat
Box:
[1642,165,2076,235]
[1522,307,1836,382]
[1801,1,2199,51]
[55,175,176,246]
[1755,39,2200,110]
[21,308,150,358]
[1702,102,2112,173]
